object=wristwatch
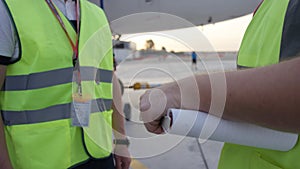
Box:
[113,137,130,147]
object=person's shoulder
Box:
[0,0,20,64]
[0,0,12,22]
[0,0,4,7]
[0,0,8,13]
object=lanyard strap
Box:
[45,0,80,59]
[46,0,82,95]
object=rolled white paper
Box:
[162,109,298,151]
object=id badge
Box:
[71,94,92,127]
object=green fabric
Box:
[237,0,289,67]
[4,2,74,76]
[219,140,300,169]
[79,1,113,70]
[1,84,72,111]
[219,0,300,169]
[83,110,113,158]
[5,120,73,169]
[81,81,113,99]
[2,0,114,168]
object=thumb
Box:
[139,91,151,112]
[139,89,167,123]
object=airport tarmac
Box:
[115,54,237,169]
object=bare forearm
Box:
[0,117,13,169]
[197,57,300,132]
[140,57,300,134]
[112,74,126,139]
[112,103,126,139]
[112,74,131,167]
[0,65,13,169]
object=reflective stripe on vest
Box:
[3,67,112,91]
[219,0,300,169]
[2,98,112,125]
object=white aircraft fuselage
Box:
[90,0,261,34]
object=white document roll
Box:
[162,109,298,151]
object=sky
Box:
[120,14,253,52]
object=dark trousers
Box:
[70,154,115,169]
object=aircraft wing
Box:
[94,0,261,34]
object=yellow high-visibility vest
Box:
[219,0,300,169]
[1,0,114,168]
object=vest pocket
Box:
[6,120,71,169]
[83,110,113,158]
[250,153,283,169]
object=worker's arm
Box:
[221,57,300,132]
[0,65,13,169]
[112,73,131,169]
[140,57,300,134]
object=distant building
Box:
[113,40,139,64]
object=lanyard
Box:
[46,0,83,95]
[45,0,80,59]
